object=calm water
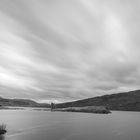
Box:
[0,109,140,140]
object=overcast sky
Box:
[0,0,140,103]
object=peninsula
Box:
[53,106,111,114]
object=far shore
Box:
[0,106,25,110]
[0,106,50,111]
[52,106,111,114]
[0,105,111,114]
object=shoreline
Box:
[53,106,111,114]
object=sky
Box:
[0,0,140,103]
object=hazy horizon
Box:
[0,0,140,103]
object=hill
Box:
[0,97,50,108]
[56,90,140,111]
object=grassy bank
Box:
[53,106,111,114]
[0,125,7,135]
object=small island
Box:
[53,106,111,114]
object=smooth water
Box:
[0,109,140,140]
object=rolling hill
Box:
[56,90,140,111]
[0,97,50,108]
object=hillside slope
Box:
[0,97,50,108]
[56,90,140,111]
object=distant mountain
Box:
[56,90,140,111]
[0,97,50,108]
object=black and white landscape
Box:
[0,0,140,140]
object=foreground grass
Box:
[0,125,7,135]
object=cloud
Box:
[0,66,34,89]
[0,0,140,102]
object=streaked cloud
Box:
[0,0,140,102]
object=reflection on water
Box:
[0,135,5,140]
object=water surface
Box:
[0,109,140,140]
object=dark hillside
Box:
[56,90,140,111]
[0,97,50,108]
